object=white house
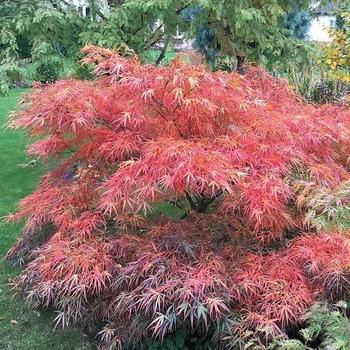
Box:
[70,0,108,18]
[307,2,337,42]
[69,0,90,17]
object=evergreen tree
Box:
[0,0,316,93]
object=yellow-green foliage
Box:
[324,12,350,84]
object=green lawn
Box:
[0,89,94,350]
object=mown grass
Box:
[0,89,94,350]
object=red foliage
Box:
[6,46,350,347]
[288,232,350,301]
[233,253,312,331]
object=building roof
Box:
[312,2,338,16]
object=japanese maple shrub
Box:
[6,45,350,349]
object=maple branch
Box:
[184,191,196,211]
[195,190,223,213]
[184,190,223,213]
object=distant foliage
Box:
[16,34,32,59]
[284,62,347,104]
[6,46,350,349]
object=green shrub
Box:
[72,63,94,80]
[0,62,25,94]
[135,329,211,350]
[35,60,63,83]
[301,302,350,349]
[278,302,350,350]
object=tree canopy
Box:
[0,0,317,93]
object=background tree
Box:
[178,0,315,72]
[0,0,318,93]
[0,0,83,93]
[284,1,312,40]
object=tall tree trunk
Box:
[155,37,171,65]
[236,55,245,74]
